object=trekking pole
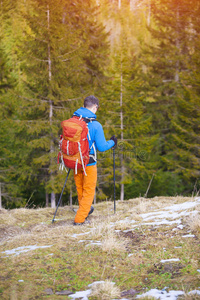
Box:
[52,168,71,223]
[113,148,116,214]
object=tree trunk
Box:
[120,65,124,201]
[147,0,151,26]
[51,192,56,208]
[175,4,180,82]
[0,183,2,209]
[130,0,136,11]
[47,5,56,206]
[46,193,49,207]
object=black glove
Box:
[110,135,117,149]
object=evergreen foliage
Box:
[1,0,200,207]
[142,0,200,194]
[1,0,110,207]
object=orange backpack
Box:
[58,116,94,175]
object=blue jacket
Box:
[73,107,115,166]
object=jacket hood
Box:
[73,107,97,119]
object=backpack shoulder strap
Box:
[72,114,97,123]
[83,117,97,123]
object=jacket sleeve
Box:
[94,122,115,152]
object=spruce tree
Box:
[0,0,30,207]
[5,0,110,207]
[139,0,200,195]
[163,0,200,190]
[96,2,153,200]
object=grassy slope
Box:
[0,197,200,299]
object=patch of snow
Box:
[85,241,102,247]
[69,289,91,300]
[197,269,200,273]
[1,245,53,257]
[128,254,133,257]
[160,259,180,263]
[120,199,200,229]
[130,220,136,224]
[71,231,91,238]
[123,228,136,232]
[182,234,195,238]
[142,219,181,227]
[141,250,146,252]
[138,200,199,228]
[111,198,199,230]
[69,281,116,300]
[188,290,200,296]
[141,210,194,223]
[88,281,109,287]
[163,201,199,211]
[78,239,102,247]
[136,289,184,300]
[18,280,24,282]
[177,225,184,229]
[174,247,182,249]
[118,218,130,223]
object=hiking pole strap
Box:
[113,148,116,213]
[52,168,71,223]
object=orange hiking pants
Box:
[74,165,97,223]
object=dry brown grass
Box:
[89,221,111,240]
[123,196,192,218]
[90,280,121,300]
[0,196,200,300]
[127,252,145,266]
[186,213,200,233]
[114,219,133,231]
[0,221,81,250]
[101,232,127,253]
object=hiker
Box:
[73,95,117,225]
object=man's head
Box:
[84,95,99,114]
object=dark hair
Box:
[84,95,99,108]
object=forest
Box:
[0,0,200,208]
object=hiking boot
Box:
[85,206,94,220]
[73,222,84,226]
[88,206,94,216]
[73,219,91,226]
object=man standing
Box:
[73,95,117,225]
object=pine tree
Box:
[139,0,200,194]
[163,0,200,189]
[3,0,110,207]
[96,3,153,201]
[0,0,30,207]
